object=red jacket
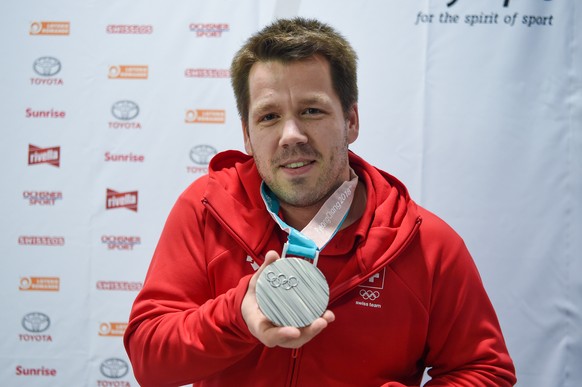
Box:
[124,150,516,386]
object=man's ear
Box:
[346,103,359,144]
[242,121,253,155]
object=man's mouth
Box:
[284,161,313,169]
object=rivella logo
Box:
[99,322,127,337]
[28,144,60,167]
[185,109,225,124]
[108,65,148,79]
[106,189,138,212]
[189,23,230,37]
[30,21,70,36]
[19,277,60,292]
[100,358,130,379]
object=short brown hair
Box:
[230,17,358,124]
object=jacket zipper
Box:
[287,348,301,387]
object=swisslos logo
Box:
[31,56,63,86]
[110,100,141,129]
[106,189,138,212]
[19,236,65,246]
[28,144,60,167]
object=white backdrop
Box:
[1,0,580,386]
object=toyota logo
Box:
[100,358,129,379]
[111,100,139,120]
[33,57,61,77]
[22,312,51,333]
[189,145,217,165]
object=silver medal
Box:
[256,258,329,328]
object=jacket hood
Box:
[204,150,421,294]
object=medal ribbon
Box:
[260,172,358,266]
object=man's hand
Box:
[241,250,335,348]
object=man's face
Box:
[243,55,359,208]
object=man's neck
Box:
[279,180,366,231]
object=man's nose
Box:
[279,118,308,147]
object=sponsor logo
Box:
[28,144,60,167]
[104,152,145,163]
[187,144,217,174]
[99,322,128,337]
[19,277,60,292]
[31,57,64,85]
[96,281,143,291]
[108,65,148,79]
[101,235,141,250]
[25,108,66,118]
[189,23,229,37]
[18,236,65,246]
[185,109,225,124]
[23,191,62,206]
[33,57,61,76]
[355,269,385,309]
[29,21,70,36]
[22,312,50,332]
[109,100,141,129]
[106,24,153,34]
[20,312,53,342]
[184,68,230,78]
[359,268,386,290]
[15,365,57,376]
[106,189,138,212]
[100,358,130,379]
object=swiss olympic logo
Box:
[33,57,61,77]
[359,289,380,301]
[100,358,129,379]
[22,312,51,333]
[111,100,139,121]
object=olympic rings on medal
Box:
[266,271,299,290]
[359,289,380,300]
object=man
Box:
[124,17,516,386]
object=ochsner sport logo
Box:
[28,144,60,167]
[106,189,138,212]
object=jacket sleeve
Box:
[123,189,259,387]
[420,217,516,386]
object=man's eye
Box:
[261,113,277,122]
[304,108,321,115]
